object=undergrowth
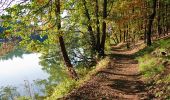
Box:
[137,38,170,99]
[138,54,164,78]
[45,57,110,100]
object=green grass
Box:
[137,38,170,99]
[138,54,164,79]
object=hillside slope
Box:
[60,36,170,100]
[61,45,152,100]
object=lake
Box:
[0,51,49,88]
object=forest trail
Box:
[62,44,152,100]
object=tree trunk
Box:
[100,0,107,56]
[162,2,168,35]
[144,27,147,43]
[165,4,168,35]
[55,0,78,80]
[113,38,118,44]
[123,29,126,42]
[143,1,147,43]
[162,2,166,36]
[58,36,78,80]
[157,0,161,37]
[146,0,157,46]
[95,0,100,53]
[119,29,122,42]
[126,25,130,49]
[115,33,119,43]
[82,0,96,53]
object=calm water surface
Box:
[0,53,48,87]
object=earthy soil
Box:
[61,45,153,100]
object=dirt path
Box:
[61,35,170,100]
[62,49,152,100]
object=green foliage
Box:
[76,66,93,78]
[138,54,164,78]
[45,78,76,100]
[16,96,31,100]
[0,47,30,60]
[44,67,90,100]
[0,86,20,100]
[158,39,170,50]
[105,37,112,54]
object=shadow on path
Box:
[107,79,146,94]
[62,54,151,100]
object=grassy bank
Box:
[137,38,170,99]
[45,57,111,100]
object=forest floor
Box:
[62,44,153,100]
[62,34,170,100]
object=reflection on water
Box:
[0,48,49,87]
[0,48,30,60]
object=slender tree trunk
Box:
[82,0,96,53]
[100,0,107,56]
[162,2,166,36]
[144,1,147,43]
[123,29,126,42]
[115,33,119,43]
[146,0,157,46]
[113,38,118,44]
[157,0,161,37]
[133,34,136,46]
[119,29,122,42]
[58,37,78,80]
[55,0,78,80]
[144,26,147,42]
[126,25,130,49]
[165,4,168,35]
[95,0,100,53]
